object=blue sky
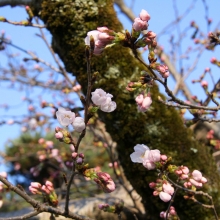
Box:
[0,1,220,171]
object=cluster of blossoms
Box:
[56,107,85,132]
[206,130,220,149]
[149,180,174,202]
[98,200,124,215]
[71,152,115,193]
[135,93,152,112]
[150,63,170,78]
[85,27,116,55]
[160,206,177,219]
[29,181,58,206]
[175,167,207,189]
[72,151,85,166]
[132,9,150,32]
[83,169,115,193]
[91,88,116,112]
[130,144,208,205]
[130,144,164,170]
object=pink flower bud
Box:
[159,191,172,202]
[0,172,7,178]
[135,94,144,105]
[182,166,189,174]
[210,57,217,63]
[153,190,159,196]
[133,17,148,32]
[149,182,156,188]
[28,105,34,111]
[97,26,109,32]
[192,170,202,181]
[201,80,208,88]
[51,149,59,157]
[160,155,167,161]
[29,182,42,195]
[98,32,114,42]
[55,131,63,139]
[189,178,202,187]
[38,138,45,144]
[162,183,174,195]
[76,157,83,164]
[139,9,150,21]
[180,174,189,179]
[201,177,208,183]
[205,67,210,72]
[137,94,152,112]
[72,152,78,158]
[45,181,54,192]
[41,185,50,194]
[45,141,53,149]
[170,208,176,215]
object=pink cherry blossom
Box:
[130,144,150,163]
[91,88,116,112]
[130,144,161,170]
[145,149,161,162]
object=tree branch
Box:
[0,0,41,7]
[114,0,194,102]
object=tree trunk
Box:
[32,0,220,219]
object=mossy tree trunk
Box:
[36,0,220,219]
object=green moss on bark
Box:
[39,0,220,219]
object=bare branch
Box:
[0,176,93,220]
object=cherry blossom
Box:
[130,144,150,163]
[56,107,75,127]
[72,117,85,132]
[135,93,152,112]
[91,88,116,112]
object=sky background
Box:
[0,0,220,172]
